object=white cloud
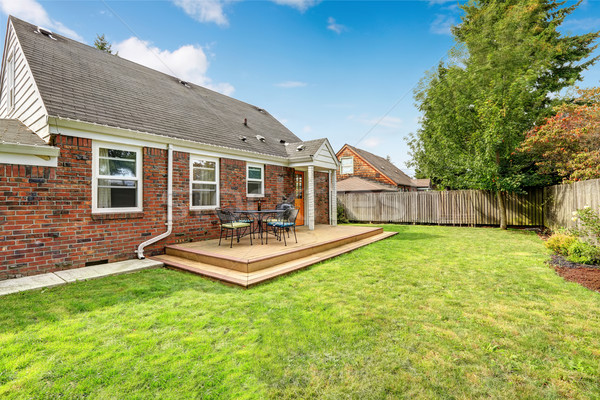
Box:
[349,115,402,129]
[270,0,321,12]
[114,37,234,96]
[173,0,320,26]
[275,81,307,88]
[428,0,455,5]
[327,17,346,34]
[362,137,381,148]
[430,14,456,35]
[0,0,83,41]
[172,0,232,26]
[302,125,312,133]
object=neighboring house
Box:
[336,176,398,193]
[336,144,416,191]
[412,178,433,191]
[0,16,339,280]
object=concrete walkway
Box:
[0,259,163,297]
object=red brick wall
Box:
[0,135,300,280]
[315,171,329,224]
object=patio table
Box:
[238,209,284,244]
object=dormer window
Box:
[340,157,353,175]
[7,51,15,112]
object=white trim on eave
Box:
[47,116,291,167]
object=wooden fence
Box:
[544,178,600,230]
[338,189,544,226]
[338,179,600,228]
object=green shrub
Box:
[545,232,578,256]
[337,202,349,224]
[566,240,600,265]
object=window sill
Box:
[247,194,265,198]
[91,212,144,221]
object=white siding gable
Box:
[0,20,48,140]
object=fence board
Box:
[544,179,600,230]
[338,188,544,227]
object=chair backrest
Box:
[286,208,299,224]
[276,203,293,211]
[216,209,235,224]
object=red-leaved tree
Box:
[519,87,600,183]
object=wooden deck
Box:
[152,225,396,287]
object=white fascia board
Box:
[0,142,60,157]
[47,116,289,167]
[288,160,337,171]
[0,151,57,167]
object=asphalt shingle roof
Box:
[10,16,303,158]
[285,139,327,159]
[337,176,397,192]
[341,144,415,187]
[0,118,49,146]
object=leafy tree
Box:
[94,34,114,54]
[519,87,600,183]
[409,0,599,229]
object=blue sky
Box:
[2,0,600,176]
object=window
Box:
[190,156,219,209]
[92,142,142,213]
[340,157,353,174]
[7,51,15,111]
[247,163,264,197]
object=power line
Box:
[354,47,454,147]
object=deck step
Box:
[153,231,396,287]
[165,226,384,273]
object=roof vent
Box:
[36,26,56,40]
[178,80,191,88]
[280,139,287,144]
[239,136,247,142]
[256,107,265,113]
[256,135,266,142]
[296,144,305,151]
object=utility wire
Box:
[354,47,454,147]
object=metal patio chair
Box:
[216,209,253,248]
[265,208,299,246]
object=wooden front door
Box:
[294,171,305,226]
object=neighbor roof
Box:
[337,176,397,192]
[9,16,303,158]
[0,118,48,146]
[339,144,415,187]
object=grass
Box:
[1,225,600,399]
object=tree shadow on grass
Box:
[0,268,240,332]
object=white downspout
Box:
[136,144,173,259]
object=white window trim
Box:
[246,163,264,198]
[189,155,220,210]
[340,156,353,174]
[7,51,15,113]
[92,141,143,214]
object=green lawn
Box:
[1,225,600,399]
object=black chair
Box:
[266,208,299,246]
[216,209,253,248]
[232,210,256,239]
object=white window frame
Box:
[7,51,15,112]
[340,156,354,174]
[246,163,264,198]
[92,141,143,214]
[190,155,220,210]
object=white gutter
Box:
[136,144,173,259]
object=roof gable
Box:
[337,144,415,187]
[8,16,302,158]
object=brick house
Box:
[0,16,339,280]
[336,144,416,191]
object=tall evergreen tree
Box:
[409,0,599,229]
[94,34,114,54]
